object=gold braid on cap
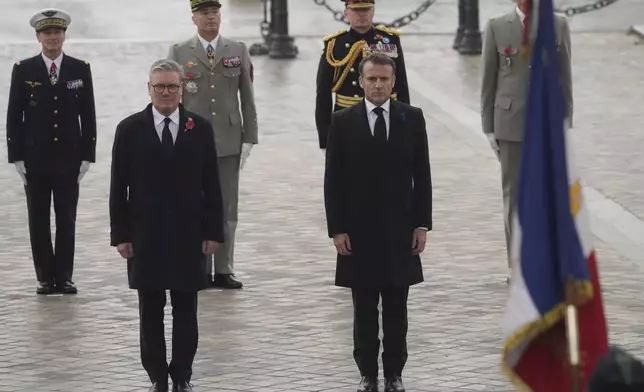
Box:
[36,18,67,31]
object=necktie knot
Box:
[373,106,385,116]
[163,117,172,126]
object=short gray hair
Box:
[149,59,184,79]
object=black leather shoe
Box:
[384,376,405,392]
[212,274,243,289]
[57,280,77,294]
[148,381,168,392]
[358,376,379,392]
[36,281,56,295]
[172,381,194,392]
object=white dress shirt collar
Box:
[152,105,180,127]
[197,34,220,53]
[42,52,63,73]
[365,98,391,115]
[365,98,391,138]
[516,6,526,25]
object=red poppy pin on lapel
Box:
[185,118,195,132]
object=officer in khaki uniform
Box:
[168,0,258,289]
[315,0,410,151]
[480,0,573,274]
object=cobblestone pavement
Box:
[2,0,642,41]
[1,4,644,392]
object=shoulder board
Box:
[15,60,21,65]
[324,29,348,42]
[375,25,401,36]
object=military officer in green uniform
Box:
[315,0,410,150]
[6,9,97,295]
[168,0,258,289]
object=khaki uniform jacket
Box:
[168,35,258,157]
[480,11,573,141]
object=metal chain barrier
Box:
[553,0,621,17]
[260,0,271,40]
[260,0,623,38]
[312,0,438,28]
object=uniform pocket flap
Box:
[494,96,512,110]
[223,69,241,78]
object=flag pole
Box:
[565,281,582,392]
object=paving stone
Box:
[0,4,643,391]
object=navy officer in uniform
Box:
[315,0,410,151]
[5,9,97,294]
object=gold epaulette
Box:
[324,29,348,42]
[376,25,401,36]
[84,60,90,65]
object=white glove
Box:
[78,161,90,183]
[14,161,27,185]
[240,143,253,170]
[486,133,500,160]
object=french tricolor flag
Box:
[501,0,609,390]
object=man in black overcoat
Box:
[6,8,97,294]
[324,52,432,392]
[109,59,224,392]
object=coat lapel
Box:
[35,54,49,81]
[145,104,163,147]
[354,100,372,140]
[191,35,212,69]
[388,101,403,143]
[506,11,524,49]
[58,54,70,86]
[212,37,227,68]
[176,105,188,146]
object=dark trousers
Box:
[138,290,199,384]
[25,171,79,283]
[351,287,409,378]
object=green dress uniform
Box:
[315,22,410,149]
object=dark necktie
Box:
[162,117,173,151]
[372,106,387,141]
